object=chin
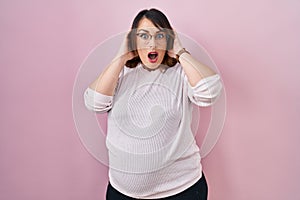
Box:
[144,63,159,69]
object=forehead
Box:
[137,17,160,32]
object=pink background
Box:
[1,0,300,199]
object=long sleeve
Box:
[187,74,222,107]
[84,87,113,113]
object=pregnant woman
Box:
[84,8,222,200]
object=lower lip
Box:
[148,57,158,63]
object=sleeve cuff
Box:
[187,74,222,107]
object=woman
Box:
[84,8,222,200]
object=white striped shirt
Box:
[84,63,222,199]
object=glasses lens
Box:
[137,33,150,41]
[155,33,165,40]
[136,31,166,45]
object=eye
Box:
[139,33,150,40]
[155,33,165,40]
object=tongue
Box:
[148,53,157,60]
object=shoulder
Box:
[165,62,187,81]
[165,62,183,74]
[118,65,140,79]
[123,65,137,76]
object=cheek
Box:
[158,50,166,62]
[137,49,148,60]
[136,41,146,56]
[136,42,142,50]
[158,49,166,54]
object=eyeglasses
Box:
[136,32,166,45]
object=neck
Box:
[142,64,167,73]
[142,64,159,71]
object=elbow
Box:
[191,91,222,107]
[83,88,113,113]
[84,99,112,113]
[189,76,223,107]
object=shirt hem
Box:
[109,171,203,199]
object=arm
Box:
[84,32,136,112]
[170,31,216,86]
[179,52,216,87]
[170,30,222,106]
[83,58,125,113]
[88,57,125,96]
[89,32,136,96]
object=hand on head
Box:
[115,31,138,64]
[168,30,183,59]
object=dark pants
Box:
[106,172,208,200]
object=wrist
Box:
[176,48,190,62]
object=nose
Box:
[148,36,156,47]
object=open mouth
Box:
[148,52,158,63]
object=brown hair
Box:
[125,8,177,69]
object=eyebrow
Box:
[137,29,164,33]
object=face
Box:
[136,17,167,70]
